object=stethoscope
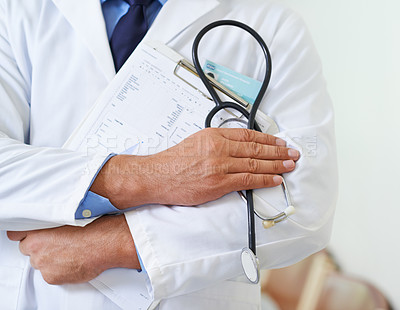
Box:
[192,20,295,284]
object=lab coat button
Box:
[82,209,92,218]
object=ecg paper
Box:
[65,43,220,157]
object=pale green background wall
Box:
[279,0,400,308]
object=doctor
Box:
[0,0,337,309]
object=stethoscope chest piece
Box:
[241,247,260,284]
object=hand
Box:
[7,215,139,285]
[92,128,300,209]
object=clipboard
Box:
[64,40,279,155]
[146,40,279,135]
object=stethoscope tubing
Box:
[192,20,273,256]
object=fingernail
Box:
[283,160,295,169]
[288,149,300,159]
[276,138,286,146]
[273,176,283,185]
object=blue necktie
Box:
[110,0,152,71]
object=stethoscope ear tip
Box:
[262,220,275,229]
[284,206,296,216]
[262,206,295,229]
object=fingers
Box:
[227,173,283,190]
[227,158,296,174]
[7,231,28,241]
[218,128,286,146]
[18,239,31,256]
[210,128,299,160]
[228,140,300,160]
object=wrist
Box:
[90,155,153,209]
[88,215,140,271]
[116,216,140,270]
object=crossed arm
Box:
[7,128,299,285]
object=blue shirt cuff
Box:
[75,154,119,219]
[75,153,145,273]
[135,244,146,273]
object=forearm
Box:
[7,214,140,285]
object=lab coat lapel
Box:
[50,0,220,81]
[145,0,221,44]
[51,0,116,81]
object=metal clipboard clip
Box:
[147,40,249,109]
[173,59,250,109]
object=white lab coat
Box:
[0,0,337,309]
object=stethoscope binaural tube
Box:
[192,20,273,284]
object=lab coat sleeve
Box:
[0,4,107,231]
[124,8,338,302]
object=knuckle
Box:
[262,175,281,187]
[248,159,259,173]
[241,173,253,188]
[251,142,262,157]
[18,242,27,255]
[272,161,280,172]
[43,273,60,285]
[240,128,254,141]
[266,134,275,144]
[18,236,37,256]
[263,175,274,187]
[273,146,284,158]
[26,238,39,254]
